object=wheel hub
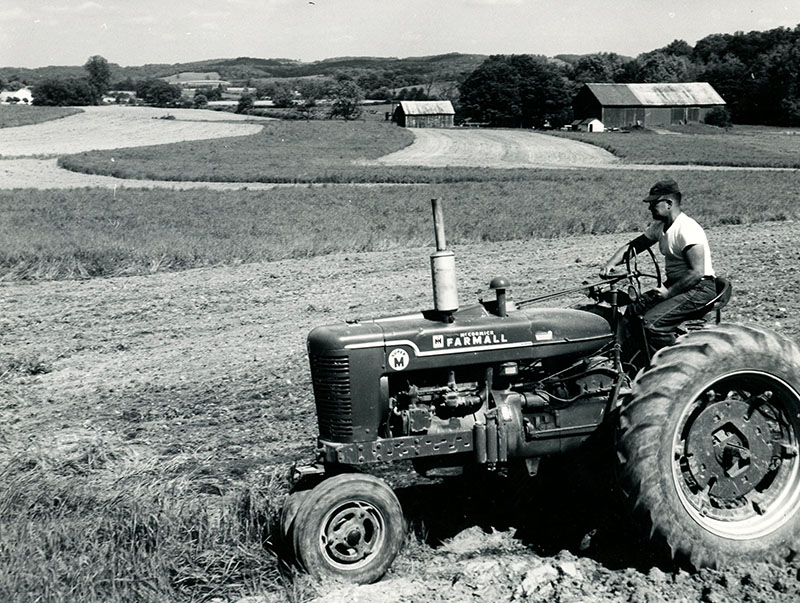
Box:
[322,502,382,565]
[686,397,774,500]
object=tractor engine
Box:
[306,201,616,471]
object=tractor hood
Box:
[308,302,612,371]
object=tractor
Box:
[280,198,800,583]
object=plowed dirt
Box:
[3,222,800,603]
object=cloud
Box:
[465,0,525,5]
[0,7,27,21]
[188,10,232,20]
[42,2,103,14]
[131,14,156,25]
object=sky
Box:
[1,0,799,68]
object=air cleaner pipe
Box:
[430,198,459,314]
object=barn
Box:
[573,83,726,129]
[393,100,455,128]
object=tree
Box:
[269,81,295,108]
[236,93,254,114]
[32,77,94,106]
[329,77,364,120]
[195,85,222,102]
[459,54,573,128]
[193,93,208,108]
[135,79,182,107]
[632,51,695,83]
[661,39,694,58]
[297,79,329,119]
[84,55,111,104]
[572,55,612,83]
[703,107,732,127]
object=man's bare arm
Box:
[601,234,655,277]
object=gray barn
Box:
[573,83,726,129]
[393,101,455,128]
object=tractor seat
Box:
[684,276,732,326]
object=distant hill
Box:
[0,53,488,88]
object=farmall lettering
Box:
[436,329,508,349]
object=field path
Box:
[0,105,267,157]
[369,128,620,168]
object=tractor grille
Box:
[309,353,353,440]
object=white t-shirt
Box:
[644,212,714,283]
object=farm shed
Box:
[573,83,726,129]
[393,101,455,128]
[571,118,604,132]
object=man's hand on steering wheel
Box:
[599,263,621,279]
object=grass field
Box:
[0,104,82,128]
[57,120,800,183]
[551,125,800,168]
[58,120,427,183]
[2,169,798,280]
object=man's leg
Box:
[642,279,717,350]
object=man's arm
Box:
[600,234,654,277]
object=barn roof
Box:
[398,100,455,115]
[583,83,725,106]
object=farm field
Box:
[552,124,800,168]
[365,127,618,168]
[1,110,800,602]
[3,222,800,603]
[0,104,82,128]
[0,105,268,157]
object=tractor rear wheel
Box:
[616,323,800,568]
[290,473,405,583]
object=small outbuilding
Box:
[571,118,605,132]
[573,82,726,129]
[393,100,455,128]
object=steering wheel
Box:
[625,242,662,301]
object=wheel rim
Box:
[672,370,800,540]
[318,500,386,570]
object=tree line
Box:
[10,24,800,126]
[459,25,800,128]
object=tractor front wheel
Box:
[289,473,405,583]
[616,323,800,568]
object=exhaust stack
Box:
[430,198,459,316]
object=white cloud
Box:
[0,7,27,21]
[42,2,103,14]
[465,0,525,5]
[188,10,232,20]
[131,14,156,25]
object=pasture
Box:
[1,114,800,602]
[58,119,800,182]
[0,106,268,157]
[553,125,800,168]
[0,104,82,128]
[1,169,799,281]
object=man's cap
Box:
[643,178,680,202]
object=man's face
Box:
[648,198,670,220]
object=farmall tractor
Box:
[280,199,800,583]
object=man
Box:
[601,178,717,351]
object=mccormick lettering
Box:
[440,330,509,349]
